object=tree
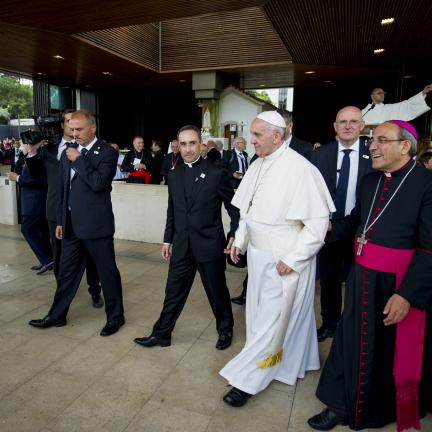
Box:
[245,89,273,105]
[0,74,33,119]
[0,107,10,125]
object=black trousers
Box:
[152,253,234,338]
[318,237,353,327]
[21,214,52,266]
[47,219,101,295]
[48,222,123,321]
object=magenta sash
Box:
[355,238,425,432]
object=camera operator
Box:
[6,131,53,274]
[25,111,103,308]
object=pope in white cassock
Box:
[362,84,432,125]
[220,111,335,407]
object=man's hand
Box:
[328,221,333,231]
[276,260,292,276]
[230,245,241,264]
[422,84,432,95]
[6,172,18,181]
[66,147,81,162]
[161,243,171,260]
[224,237,235,254]
[383,294,410,326]
[55,225,63,240]
[134,163,146,170]
[232,171,242,179]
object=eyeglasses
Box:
[335,120,363,127]
[366,137,405,146]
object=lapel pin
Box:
[94,151,99,154]
[362,155,369,159]
[200,173,206,178]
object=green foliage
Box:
[0,74,33,119]
[246,89,273,105]
[0,107,10,125]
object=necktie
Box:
[239,153,246,173]
[333,149,352,219]
[81,148,88,156]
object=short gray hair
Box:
[399,128,417,157]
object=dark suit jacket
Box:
[17,162,47,216]
[151,150,165,184]
[5,148,25,173]
[220,149,232,168]
[311,139,373,202]
[57,139,117,239]
[26,142,62,221]
[164,158,239,263]
[226,150,249,189]
[289,136,313,161]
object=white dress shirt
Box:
[336,139,359,216]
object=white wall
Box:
[218,92,261,156]
[0,177,18,225]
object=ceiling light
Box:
[403,75,414,79]
[324,80,332,83]
[259,83,266,87]
[381,18,395,25]
[373,48,385,54]
[36,72,46,76]
[53,55,65,60]
[179,79,186,83]
[102,71,113,76]
[305,70,316,74]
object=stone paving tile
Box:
[0,225,430,432]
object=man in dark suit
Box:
[134,125,239,350]
[150,140,165,184]
[6,132,53,274]
[29,110,124,336]
[311,106,373,341]
[226,137,249,190]
[26,111,103,307]
[278,109,313,161]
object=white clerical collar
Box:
[185,156,201,168]
[264,142,287,161]
[338,139,359,153]
[78,137,97,153]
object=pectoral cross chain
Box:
[357,233,367,256]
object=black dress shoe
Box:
[231,295,246,305]
[134,335,171,347]
[216,332,232,350]
[307,408,348,431]
[223,387,252,407]
[28,315,67,328]
[100,316,125,336]
[30,264,43,271]
[317,324,337,342]
[36,262,54,275]
[91,293,104,309]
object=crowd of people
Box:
[1,86,432,432]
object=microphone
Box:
[362,103,375,118]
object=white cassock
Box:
[362,91,430,124]
[219,143,335,394]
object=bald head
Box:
[334,106,364,148]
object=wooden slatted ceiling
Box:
[0,0,265,34]
[0,23,156,87]
[76,24,160,72]
[161,7,291,72]
[263,0,432,67]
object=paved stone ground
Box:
[0,224,431,432]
